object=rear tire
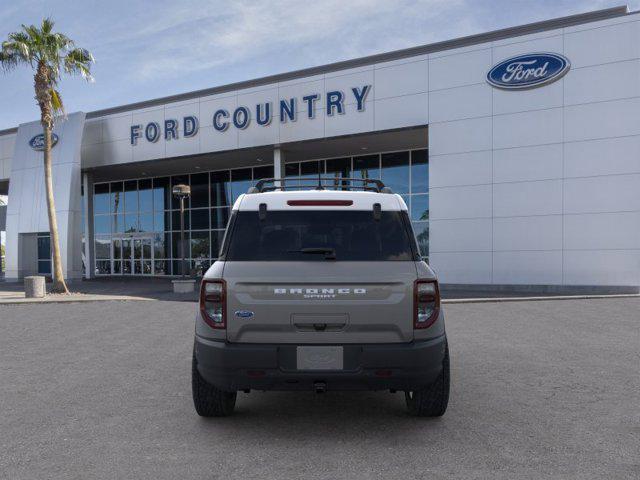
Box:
[405,342,450,417]
[192,353,237,417]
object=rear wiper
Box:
[288,247,337,260]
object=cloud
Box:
[2,0,640,130]
[97,0,475,81]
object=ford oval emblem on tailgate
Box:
[234,310,254,318]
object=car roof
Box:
[234,189,407,211]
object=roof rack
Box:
[249,177,393,194]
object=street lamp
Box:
[172,184,191,278]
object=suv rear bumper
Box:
[194,334,447,392]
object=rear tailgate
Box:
[224,261,417,344]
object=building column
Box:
[83,172,94,279]
[0,203,5,276]
[273,147,285,189]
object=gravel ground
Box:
[1,298,638,479]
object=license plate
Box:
[296,346,343,370]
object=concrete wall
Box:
[0,132,15,181]
[428,14,640,287]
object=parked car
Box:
[192,178,449,417]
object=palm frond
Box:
[64,47,94,82]
[1,18,95,118]
[50,87,64,114]
[41,17,55,35]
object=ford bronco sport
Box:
[192,178,449,417]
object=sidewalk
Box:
[0,277,198,304]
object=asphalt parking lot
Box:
[1,298,638,479]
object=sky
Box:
[0,0,638,130]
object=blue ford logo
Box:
[234,310,254,318]
[487,53,570,90]
[29,133,59,151]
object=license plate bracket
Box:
[296,346,344,370]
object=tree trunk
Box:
[35,63,68,294]
[43,124,68,294]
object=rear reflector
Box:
[287,200,353,206]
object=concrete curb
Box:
[0,295,154,305]
[443,294,640,304]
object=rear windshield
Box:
[225,210,417,261]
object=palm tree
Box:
[0,18,93,293]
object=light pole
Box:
[172,184,191,278]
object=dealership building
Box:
[0,6,639,292]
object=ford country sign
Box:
[487,53,570,90]
[29,133,59,151]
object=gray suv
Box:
[192,178,449,417]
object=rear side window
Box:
[226,210,416,261]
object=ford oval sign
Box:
[29,133,59,151]
[487,53,570,90]
[234,310,254,319]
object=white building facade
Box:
[0,6,639,292]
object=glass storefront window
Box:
[96,260,111,275]
[190,231,210,259]
[353,154,380,182]
[173,259,188,276]
[381,151,410,194]
[285,163,299,182]
[210,171,230,207]
[91,150,426,276]
[110,182,123,215]
[230,168,252,203]
[124,213,138,233]
[326,158,351,189]
[94,184,110,214]
[153,233,168,259]
[412,222,429,258]
[139,214,154,232]
[190,209,209,230]
[211,208,230,230]
[94,215,111,235]
[153,212,167,232]
[190,173,209,208]
[153,177,170,212]
[171,232,188,258]
[253,166,273,184]
[37,233,52,275]
[300,160,322,185]
[95,236,110,259]
[154,260,168,275]
[411,194,429,221]
[171,210,190,231]
[113,238,122,259]
[138,178,153,212]
[112,214,124,234]
[411,149,429,194]
[124,180,138,213]
[211,230,225,258]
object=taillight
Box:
[414,279,440,329]
[200,279,226,329]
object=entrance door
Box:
[133,237,153,275]
[112,235,153,275]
